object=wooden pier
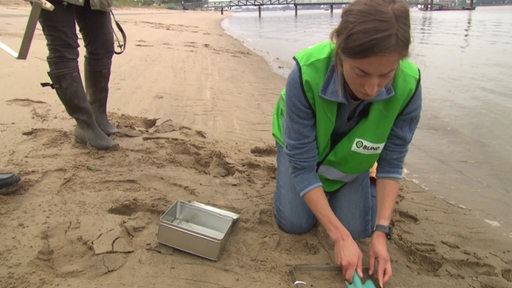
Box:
[205,0,352,16]
[419,0,475,10]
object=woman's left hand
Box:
[368,231,392,287]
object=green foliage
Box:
[113,0,140,7]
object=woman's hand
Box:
[303,187,363,283]
[368,231,392,287]
[333,236,364,283]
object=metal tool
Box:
[290,264,380,288]
[290,265,343,288]
[0,0,54,60]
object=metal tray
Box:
[157,200,239,261]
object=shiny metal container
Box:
[157,200,240,261]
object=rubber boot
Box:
[48,69,118,150]
[84,66,118,136]
[0,172,20,195]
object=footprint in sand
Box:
[135,39,153,47]
[6,98,47,107]
[250,144,276,157]
[6,98,50,122]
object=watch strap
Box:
[373,224,392,240]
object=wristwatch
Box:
[373,224,393,240]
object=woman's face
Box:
[342,53,401,100]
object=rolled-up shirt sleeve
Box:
[377,81,422,180]
[283,65,323,197]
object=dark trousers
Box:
[39,0,114,73]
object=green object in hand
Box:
[344,273,377,288]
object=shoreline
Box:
[1,4,511,287]
[220,6,512,237]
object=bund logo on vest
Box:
[352,138,384,154]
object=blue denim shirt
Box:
[282,63,422,197]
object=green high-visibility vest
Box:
[272,41,420,192]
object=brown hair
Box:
[330,0,411,63]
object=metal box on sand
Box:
[157,200,240,261]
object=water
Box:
[222,9,343,77]
[222,6,512,238]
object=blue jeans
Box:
[273,144,376,239]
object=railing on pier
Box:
[205,0,352,16]
[206,0,348,6]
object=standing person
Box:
[39,0,119,150]
[272,0,422,286]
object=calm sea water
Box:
[222,6,512,238]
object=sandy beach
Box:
[1,2,511,287]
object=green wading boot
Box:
[84,66,118,136]
[48,69,118,150]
